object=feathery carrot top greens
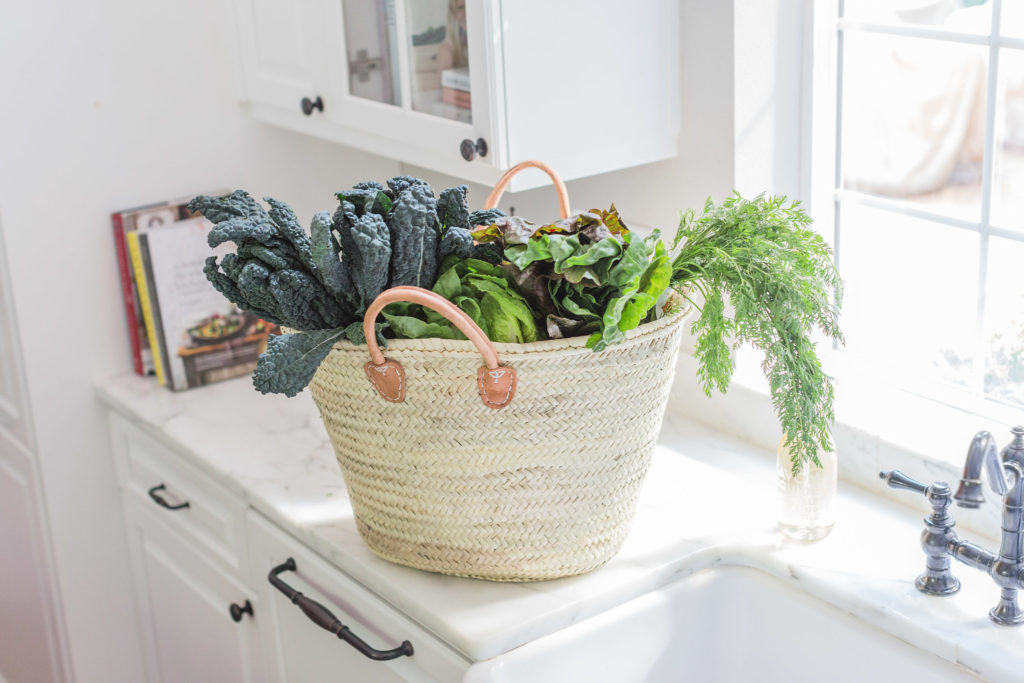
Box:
[669,194,844,473]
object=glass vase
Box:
[777,434,837,542]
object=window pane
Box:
[404,0,472,123]
[984,237,1024,407]
[841,32,988,221]
[838,203,979,387]
[991,47,1024,231]
[342,0,401,106]
[1001,1,1024,39]
[843,0,991,34]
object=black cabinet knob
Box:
[229,600,253,623]
[460,138,488,161]
[301,96,324,116]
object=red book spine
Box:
[112,211,144,375]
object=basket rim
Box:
[327,292,693,357]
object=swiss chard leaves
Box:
[382,258,540,343]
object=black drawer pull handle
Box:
[147,484,190,510]
[230,600,254,623]
[268,558,413,661]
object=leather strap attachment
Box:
[362,286,516,409]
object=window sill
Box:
[666,344,1018,543]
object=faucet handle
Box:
[880,470,930,495]
[881,470,961,596]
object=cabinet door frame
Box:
[324,0,506,171]
[123,495,264,683]
[232,0,335,118]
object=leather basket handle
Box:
[362,286,516,409]
[483,160,571,219]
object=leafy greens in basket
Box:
[193,178,842,473]
[471,206,671,351]
[383,256,540,344]
[190,177,503,397]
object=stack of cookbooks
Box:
[440,67,470,112]
[111,192,278,390]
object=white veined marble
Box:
[97,373,1024,681]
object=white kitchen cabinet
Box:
[108,411,469,683]
[229,0,680,191]
[247,512,469,683]
[122,496,264,683]
[110,415,262,683]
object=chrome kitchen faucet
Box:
[880,427,1024,625]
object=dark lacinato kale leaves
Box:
[437,185,470,229]
[438,226,474,262]
[252,328,344,397]
[336,188,392,217]
[310,211,357,311]
[203,256,280,325]
[196,176,498,397]
[385,175,431,199]
[353,180,386,193]
[207,214,279,247]
[387,183,440,288]
[264,197,318,273]
[190,190,265,224]
[191,191,357,331]
[468,208,506,227]
[333,201,392,311]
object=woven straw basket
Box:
[308,162,689,581]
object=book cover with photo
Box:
[111,192,224,376]
[140,217,278,390]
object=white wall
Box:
[0,2,397,681]
[0,0,806,680]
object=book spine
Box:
[138,232,175,390]
[112,212,144,375]
[441,87,471,109]
[441,69,471,92]
[126,232,167,387]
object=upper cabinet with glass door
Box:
[230,0,679,192]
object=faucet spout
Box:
[954,431,1009,508]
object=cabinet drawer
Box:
[110,413,247,571]
[247,511,470,683]
[124,495,263,683]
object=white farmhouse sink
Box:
[465,566,979,682]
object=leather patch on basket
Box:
[477,366,516,409]
[364,360,406,403]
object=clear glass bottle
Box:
[777,434,837,542]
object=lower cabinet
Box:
[112,414,471,682]
[247,512,469,683]
[123,495,263,683]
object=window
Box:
[818,0,1024,423]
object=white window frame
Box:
[805,0,1024,429]
[703,0,1022,479]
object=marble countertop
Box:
[96,374,1024,680]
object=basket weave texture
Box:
[308,301,689,582]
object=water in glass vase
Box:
[777,434,837,541]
